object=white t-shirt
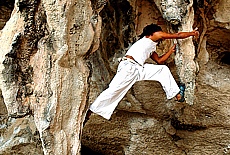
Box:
[125,37,157,65]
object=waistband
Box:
[120,57,142,67]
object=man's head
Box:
[139,24,162,38]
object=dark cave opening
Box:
[220,52,230,65]
[81,145,104,155]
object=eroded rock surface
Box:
[0,0,105,154]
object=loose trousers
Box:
[89,59,180,120]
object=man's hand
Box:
[169,44,176,53]
[192,27,199,39]
[150,44,177,64]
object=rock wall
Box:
[0,0,230,155]
[0,0,106,154]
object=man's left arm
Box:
[154,29,199,40]
[150,44,176,64]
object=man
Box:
[85,24,199,123]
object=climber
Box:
[84,23,199,124]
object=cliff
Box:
[0,0,230,155]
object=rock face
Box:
[0,0,105,154]
[0,0,230,155]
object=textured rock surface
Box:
[0,0,230,155]
[0,0,105,154]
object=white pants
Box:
[89,60,180,120]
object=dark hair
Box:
[138,24,162,39]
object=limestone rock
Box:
[0,0,106,154]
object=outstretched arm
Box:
[150,44,176,64]
[152,28,199,41]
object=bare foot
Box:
[176,94,182,101]
[175,93,185,102]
